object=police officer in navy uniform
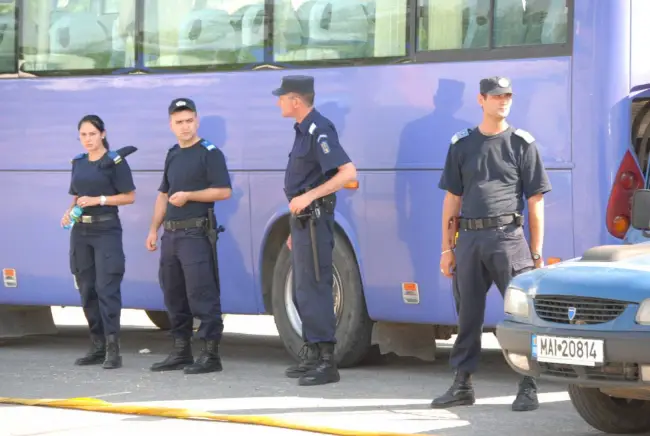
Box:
[145,98,232,375]
[64,114,137,369]
[273,75,358,386]
[434,77,551,411]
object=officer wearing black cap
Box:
[145,97,232,375]
[272,75,358,386]
[433,76,551,411]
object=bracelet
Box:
[441,249,453,255]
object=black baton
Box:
[206,208,225,291]
[309,206,321,282]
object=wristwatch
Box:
[100,195,107,206]
[531,252,541,261]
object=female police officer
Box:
[61,115,136,370]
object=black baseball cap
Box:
[479,76,513,95]
[272,75,315,96]
[168,98,197,115]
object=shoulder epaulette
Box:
[70,153,86,164]
[513,128,535,144]
[107,150,123,165]
[200,139,216,151]
[308,122,318,135]
[451,128,472,145]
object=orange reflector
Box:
[2,268,17,288]
[344,180,359,190]
[612,215,630,236]
[546,257,561,265]
[3,268,15,278]
[402,282,417,292]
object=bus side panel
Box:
[571,0,632,253]
[0,171,257,313]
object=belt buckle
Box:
[81,215,92,224]
[474,220,483,230]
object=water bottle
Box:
[63,205,83,230]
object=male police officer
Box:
[434,77,551,412]
[273,75,357,386]
[145,98,232,375]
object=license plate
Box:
[531,334,604,366]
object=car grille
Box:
[533,295,628,325]
[538,362,639,382]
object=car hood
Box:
[511,244,650,303]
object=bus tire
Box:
[145,310,217,331]
[146,310,171,330]
[271,230,373,368]
[568,384,650,434]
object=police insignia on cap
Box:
[497,78,510,87]
[176,101,186,106]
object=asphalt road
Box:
[0,308,604,435]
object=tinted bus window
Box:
[21,0,136,72]
[417,0,490,50]
[493,0,568,47]
[143,0,266,68]
[0,0,16,74]
[273,0,406,62]
[417,0,568,51]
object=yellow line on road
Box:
[0,396,426,436]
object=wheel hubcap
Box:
[284,266,343,337]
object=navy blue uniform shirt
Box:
[158,138,231,221]
[68,151,136,216]
[284,109,351,198]
[438,126,551,219]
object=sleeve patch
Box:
[451,128,471,145]
[319,138,330,154]
[514,128,535,144]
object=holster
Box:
[205,208,225,291]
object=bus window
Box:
[273,0,406,62]
[0,0,16,74]
[493,0,568,47]
[21,0,135,72]
[143,0,266,68]
[417,0,490,51]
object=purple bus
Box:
[0,0,646,367]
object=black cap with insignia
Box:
[168,98,197,115]
[272,75,315,96]
[479,76,513,96]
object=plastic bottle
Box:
[63,205,83,230]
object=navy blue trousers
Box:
[289,211,337,344]
[159,227,224,341]
[69,219,125,338]
[451,223,535,373]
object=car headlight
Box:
[504,286,529,318]
[636,299,650,325]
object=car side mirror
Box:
[631,189,650,230]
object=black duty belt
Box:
[459,213,522,230]
[79,214,117,224]
[163,217,207,231]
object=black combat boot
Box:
[183,340,223,375]
[75,336,106,366]
[512,376,539,411]
[285,343,320,379]
[103,334,122,369]
[150,337,194,371]
[430,370,475,408]
[298,342,340,386]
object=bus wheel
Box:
[145,310,212,331]
[271,231,373,368]
[568,384,650,433]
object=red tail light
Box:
[606,150,644,239]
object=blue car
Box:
[496,189,650,434]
